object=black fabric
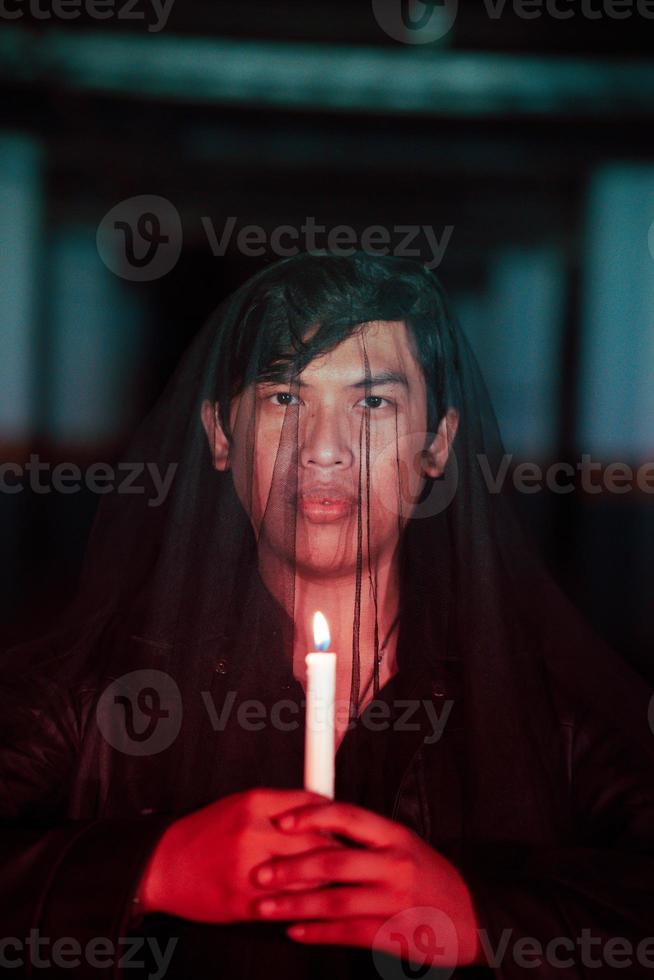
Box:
[2,252,654,979]
[2,582,654,977]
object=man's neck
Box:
[257,545,401,689]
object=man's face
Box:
[210,320,455,578]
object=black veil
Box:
[6,251,654,865]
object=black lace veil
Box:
[7,252,654,860]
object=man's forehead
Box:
[298,319,419,383]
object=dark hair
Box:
[209,251,459,441]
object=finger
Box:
[274,802,410,848]
[253,883,393,922]
[261,788,331,814]
[269,828,348,857]
[278,879,328,893]
[287,917,381,948]
[253,845,392,890]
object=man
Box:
[1,253,653,979]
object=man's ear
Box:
[422,407,459,478]
[201,399,231,471]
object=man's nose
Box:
[299,406,354,469]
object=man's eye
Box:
[357,395,390,410]
[269,391,300,407]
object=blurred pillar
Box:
[577,165,654,675]
[0,133,42,443]
[46,225,148,446]
[457,246,565,460]
[578,166,654,460]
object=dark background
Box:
[1,1,653,684]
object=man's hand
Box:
[138,788,345,924]
[249,800,484,968]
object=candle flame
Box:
[312,611,331,651]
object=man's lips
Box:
[295,486,355,522]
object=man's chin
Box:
[257,521,399,579]
[259,538,360,581]
[294,554,359,580]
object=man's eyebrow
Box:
[257,370,409,389]
[347,371,409,390]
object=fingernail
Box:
[257,866,273,885]
[258,899,277,916]
[278,814,295,830]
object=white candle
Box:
[304,611,336,799]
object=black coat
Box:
[1,606,654,980]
